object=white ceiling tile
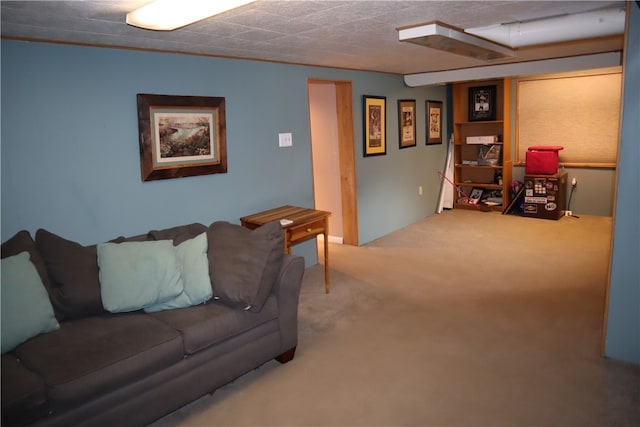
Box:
[0,0,626,75]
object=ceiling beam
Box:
[404,52,622,87]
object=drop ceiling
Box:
[0,0,626,76]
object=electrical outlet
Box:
[418,186,423,195]
[571,177,577,187]
[278,133,292,147]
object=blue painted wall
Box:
[1,40,447,266]
[604,2,640,365]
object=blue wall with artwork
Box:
[1,40,447,265]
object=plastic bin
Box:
[525,146,563,175]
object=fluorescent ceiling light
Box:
[398,21,515,61]
[127,0,256,31]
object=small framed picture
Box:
[468,85,497,121]
[469,187,484,204]
[426,100,443,145]
[397,99,416,149]
[362,95,386,157]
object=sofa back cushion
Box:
[207,220,284,312]
[148,223,208,245]
[1,252,60,353]
[97,240,184,313]
[35,229,105,319]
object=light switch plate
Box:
[278,132,292,147]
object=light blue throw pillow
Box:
[145,232,212,312]
[1,251,60,354]
[97,240,184,313]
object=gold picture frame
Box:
[363,95,386,156]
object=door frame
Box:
[308,78,359,246]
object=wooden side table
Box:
[240,205,331,293]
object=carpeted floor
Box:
[151,209,640,426]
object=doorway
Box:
[307,79,358,246]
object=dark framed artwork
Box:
[362,95,386,156]
[398,99,416,149]
[136,93,227,181]
[426,100,443,145]
[468,85,497,121]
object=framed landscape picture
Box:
[398,99,416,149]
[136,93,227,181]
[362,95,386,157]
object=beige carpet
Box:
[151,209,640,426]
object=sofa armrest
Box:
[272,254,304,353]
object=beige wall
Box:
[309,82,343,241]
[509,75,618,216]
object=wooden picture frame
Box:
[363,95,386,156]
[136,93,227,181]
[398,99,416,149]
[426,100,443,145]
[468,85,497,122]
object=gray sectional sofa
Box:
[1,220,305,427]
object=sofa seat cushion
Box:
[150,295,278,355]
[14,314,183,409]
[1,354,49,426]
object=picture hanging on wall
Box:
[398,99,416,149]
[136,93,227,181]
[363,95,387,156]
[468,85,497,121]
[426,100,443,145]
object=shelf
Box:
[456,164,503,169]
[452,78,511,213]
[456,182,502,189]
[455,120,504,126]
[454,202,503,212]
[454,141,504,145]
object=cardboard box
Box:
[525,146,563,174]
[522,172,567,220]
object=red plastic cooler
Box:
[525,146,563,175]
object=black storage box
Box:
[523,172,567,220]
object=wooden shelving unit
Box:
[452,78,512,212]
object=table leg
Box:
[323,218,330,293]
[284,230,292,254]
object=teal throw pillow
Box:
[1,252,60,353]
[97,240,184,313]
[145,232,212,312]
